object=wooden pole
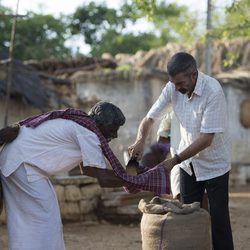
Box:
[205,0,212,76]
[3,0,20,127]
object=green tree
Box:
[68,1,199,56]
[131,0,200,44]
[69,2,126,46]
[68,1,154,56]
[156,4,199,44]
[0,4,13,51]
[15,13,70,60]
[91,29,162,56]
[212,0,250,39]
[0,3,71,60]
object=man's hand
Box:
[128,139,145,160]
[156,132,215,172]
[156,157,178,172]
[128,116,155,160]
[81,165,127,188]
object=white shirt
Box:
[147,71,231,181]
[0,119,107,180]
[157,111,181,155]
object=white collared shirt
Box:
[0,119,107,180]
[147,71,231,181]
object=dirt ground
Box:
[0,185,250,250]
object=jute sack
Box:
[139,196,212,250]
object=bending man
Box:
[0,102,127,250]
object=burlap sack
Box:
[139,197,212,250]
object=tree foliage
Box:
[148,2,200,44]
[0,4,70,60]
[1,0,200,59]
[0,5,13,50]
[90,29,162,56]
[68,2,127,46]
[1,0,249,60]
[67,0,199,56]
[211,0,250,39]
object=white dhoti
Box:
[1,164,65,250]
[170,165,180,199]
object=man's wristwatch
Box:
[174,154,182,164]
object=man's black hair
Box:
[167,52,197,77]
[88,101,125,127]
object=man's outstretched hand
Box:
[128,139,145,160]
[156,157,178,172]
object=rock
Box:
[60,202,80,220]
[80,184,102,200]
[80,198,98,214]
[54,185,65,202]
[65,185,81,202]
[52,176,97,186]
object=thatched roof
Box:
[216,70,250,89]
[114,38,250,75]
[0,50,49,109]
[25,56,117,75]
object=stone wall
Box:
[52,176,102,222]
[0,176,155,224]
[0,176,102,224]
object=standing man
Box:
[129,52,234,250]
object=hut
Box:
[0,50,71,126]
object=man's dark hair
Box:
[167,52,197,77]
[88,101,125,127]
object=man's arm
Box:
[81,165,127,188]
[160,133,215,171]
[157,113,172,144]
[128,116,155,159]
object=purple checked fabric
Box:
[19,108,170,194]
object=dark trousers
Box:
[180,166,234,250]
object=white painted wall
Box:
[75,72,166,162]
[223,86,250,165]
